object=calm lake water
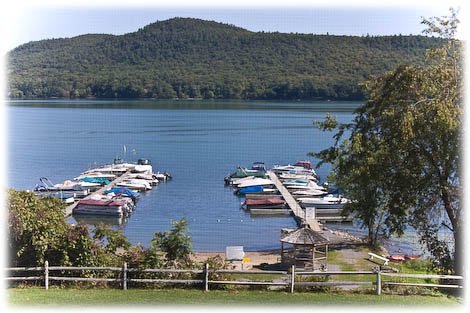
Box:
[7,100,423,253]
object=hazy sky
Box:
[3,1,461,52]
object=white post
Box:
[44,260,49,290]
[122,262,127,290]
[376,270,382,295]
[204,263,209,292]
[290,265,295,293]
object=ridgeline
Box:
[7,18,443,100]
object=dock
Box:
[64,170,132,217]
[266,171,322,231]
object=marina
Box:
[8,100,423,253]
[36,158,172,218]
[225,162,352,233]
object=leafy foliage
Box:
[312,9,462,274]
[7,18,444,100]
[7,189,194,270]
[150,218,193,268]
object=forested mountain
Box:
[7,18,444,100]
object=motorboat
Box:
[73,197,134,217]
[297,195,350,209]
[117,179,152,191]
[243,197,286,210]
[236,178,274,189]
[75,172,117,181]
[224,167,266,184]
[78,176,110,186]
[34,190,75,204]
[292,189,328,197]
[237,186,277,195]
[251,162,267,172]
[154,172,171,181]
[272,163,319,178]
[231,176,256,186]
[104,187,139,200]
[127,173,159,185]
[285,181,324,190]
[279,173,318,182]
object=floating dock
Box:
[266,171,322,231]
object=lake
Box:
[7,99,421,253]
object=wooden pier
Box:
[266,171,322,231]
[64,170,132,217]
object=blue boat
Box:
[80,177,110,185]
[104,187,139,199]
[237,185,264,195]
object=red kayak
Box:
[389,254,406,262]
[405,254,420,260]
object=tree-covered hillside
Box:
[7,17,444,100]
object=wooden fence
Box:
[5,261,463,295]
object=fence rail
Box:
[5,261,463,295]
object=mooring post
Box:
[290,265,295,293]
[122,262,127,290]
[376,269,382,295]
[44,260,49,290]
[204,263,209,292]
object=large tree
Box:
[313,9,462,275]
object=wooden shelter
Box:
[280,225,329,270]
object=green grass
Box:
[8,288,461,306]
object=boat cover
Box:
[245,198,286,205]
[104,187,139,198]
[80,177,110,184]
[238,186,263,194]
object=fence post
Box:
[290,265,295,293]
[122,262,127,290]
[376,270,381,295]
[204,263,209,292]
[44,260,49,290]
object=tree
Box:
[150,218,193,268]
[312,9,462,275]
[7,189,69,266]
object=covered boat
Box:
[244,198,286,210]
[297,195,350,209]
[104,187,139,200]
[73,197,134,217]
[236,178,274,189]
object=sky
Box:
[1,0,466,52]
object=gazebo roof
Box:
[280,225,329,245]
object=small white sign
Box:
[226,246,245,260]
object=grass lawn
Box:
[8,288,461,306]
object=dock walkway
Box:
[266,171,321,231]
[65,170,132,217]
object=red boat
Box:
[405,254,420,260]
[388,254,406,262]
[244,198,286,210]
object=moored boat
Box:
[297,195,350,209]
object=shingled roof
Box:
[280,225,329,245]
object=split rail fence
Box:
[5,261,463,295]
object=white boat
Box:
[231,176,257,185]
[297,195,350,209]
[285,181,324,190]
[154,172,171,181]
[127,173,159,185]
[236,178,274,189]
[292,189,328,197]
[117,179,152,191]
[279,173,318,182]
[75,172,117,181]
